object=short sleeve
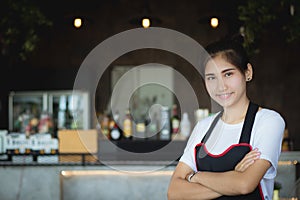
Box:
[179,115,215,172]
[179,123,199,172]
[251,110,285,179]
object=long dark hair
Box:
[204,40,250,74]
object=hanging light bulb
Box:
[142,18,151,28]
[74,18,82,28]
[210,17,219,28]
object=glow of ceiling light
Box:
[210,17,219,28]
[74,18,82,28]
[142,18,151,28]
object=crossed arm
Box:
[167,149,271,200]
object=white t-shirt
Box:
[180,108,285,200]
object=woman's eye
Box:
[224,72,233,77]
[206,76,215,80]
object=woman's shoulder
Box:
[257,107,283,118]
[256,107,285,125]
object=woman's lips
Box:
[216,93,233,100]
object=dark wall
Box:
[249,40,300,150]
[0,0,299,149]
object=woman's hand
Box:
[235,148,261,172]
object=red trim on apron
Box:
[194,142,265,199]
[194,143,252,158]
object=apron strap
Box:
[239,102,259,143]
[201,111,222,143]
[200,102,259,144]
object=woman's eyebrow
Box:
[205,73,215,76]
[221,68,236,73]
[205,68,236,76]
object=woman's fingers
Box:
[235,149,261,172]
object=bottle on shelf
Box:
[159,106,171,140]
[146,112,159,140]
[110,111,122,141]
[123,109,133,139]
[171,104,180,136]
[100,112,110,140]
[96,114,104,140]
[108,114,115,132]
[282,128,293,151]
[134,120,146,140]
[194,108,209,124]
[180,112,191,139]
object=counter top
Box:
[279,151,300,162]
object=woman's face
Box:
[204,55,248,109]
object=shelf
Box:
[107,139,173,153]
[0,140,188,166]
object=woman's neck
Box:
[221,99,250,124]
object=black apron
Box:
[194,102,264,199]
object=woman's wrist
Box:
[186,171,199,182]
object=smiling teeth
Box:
[218,93,231,98]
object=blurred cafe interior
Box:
[0,0,300,199]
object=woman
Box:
[167,40,285,200]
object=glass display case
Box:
[8,90,90,137]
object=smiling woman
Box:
[204,41,253,123]
[167,40,285,200]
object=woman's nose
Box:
[217,78,227,91]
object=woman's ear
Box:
[245,63,253,81]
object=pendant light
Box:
[73,17,83,28]
[129,0,161,28]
